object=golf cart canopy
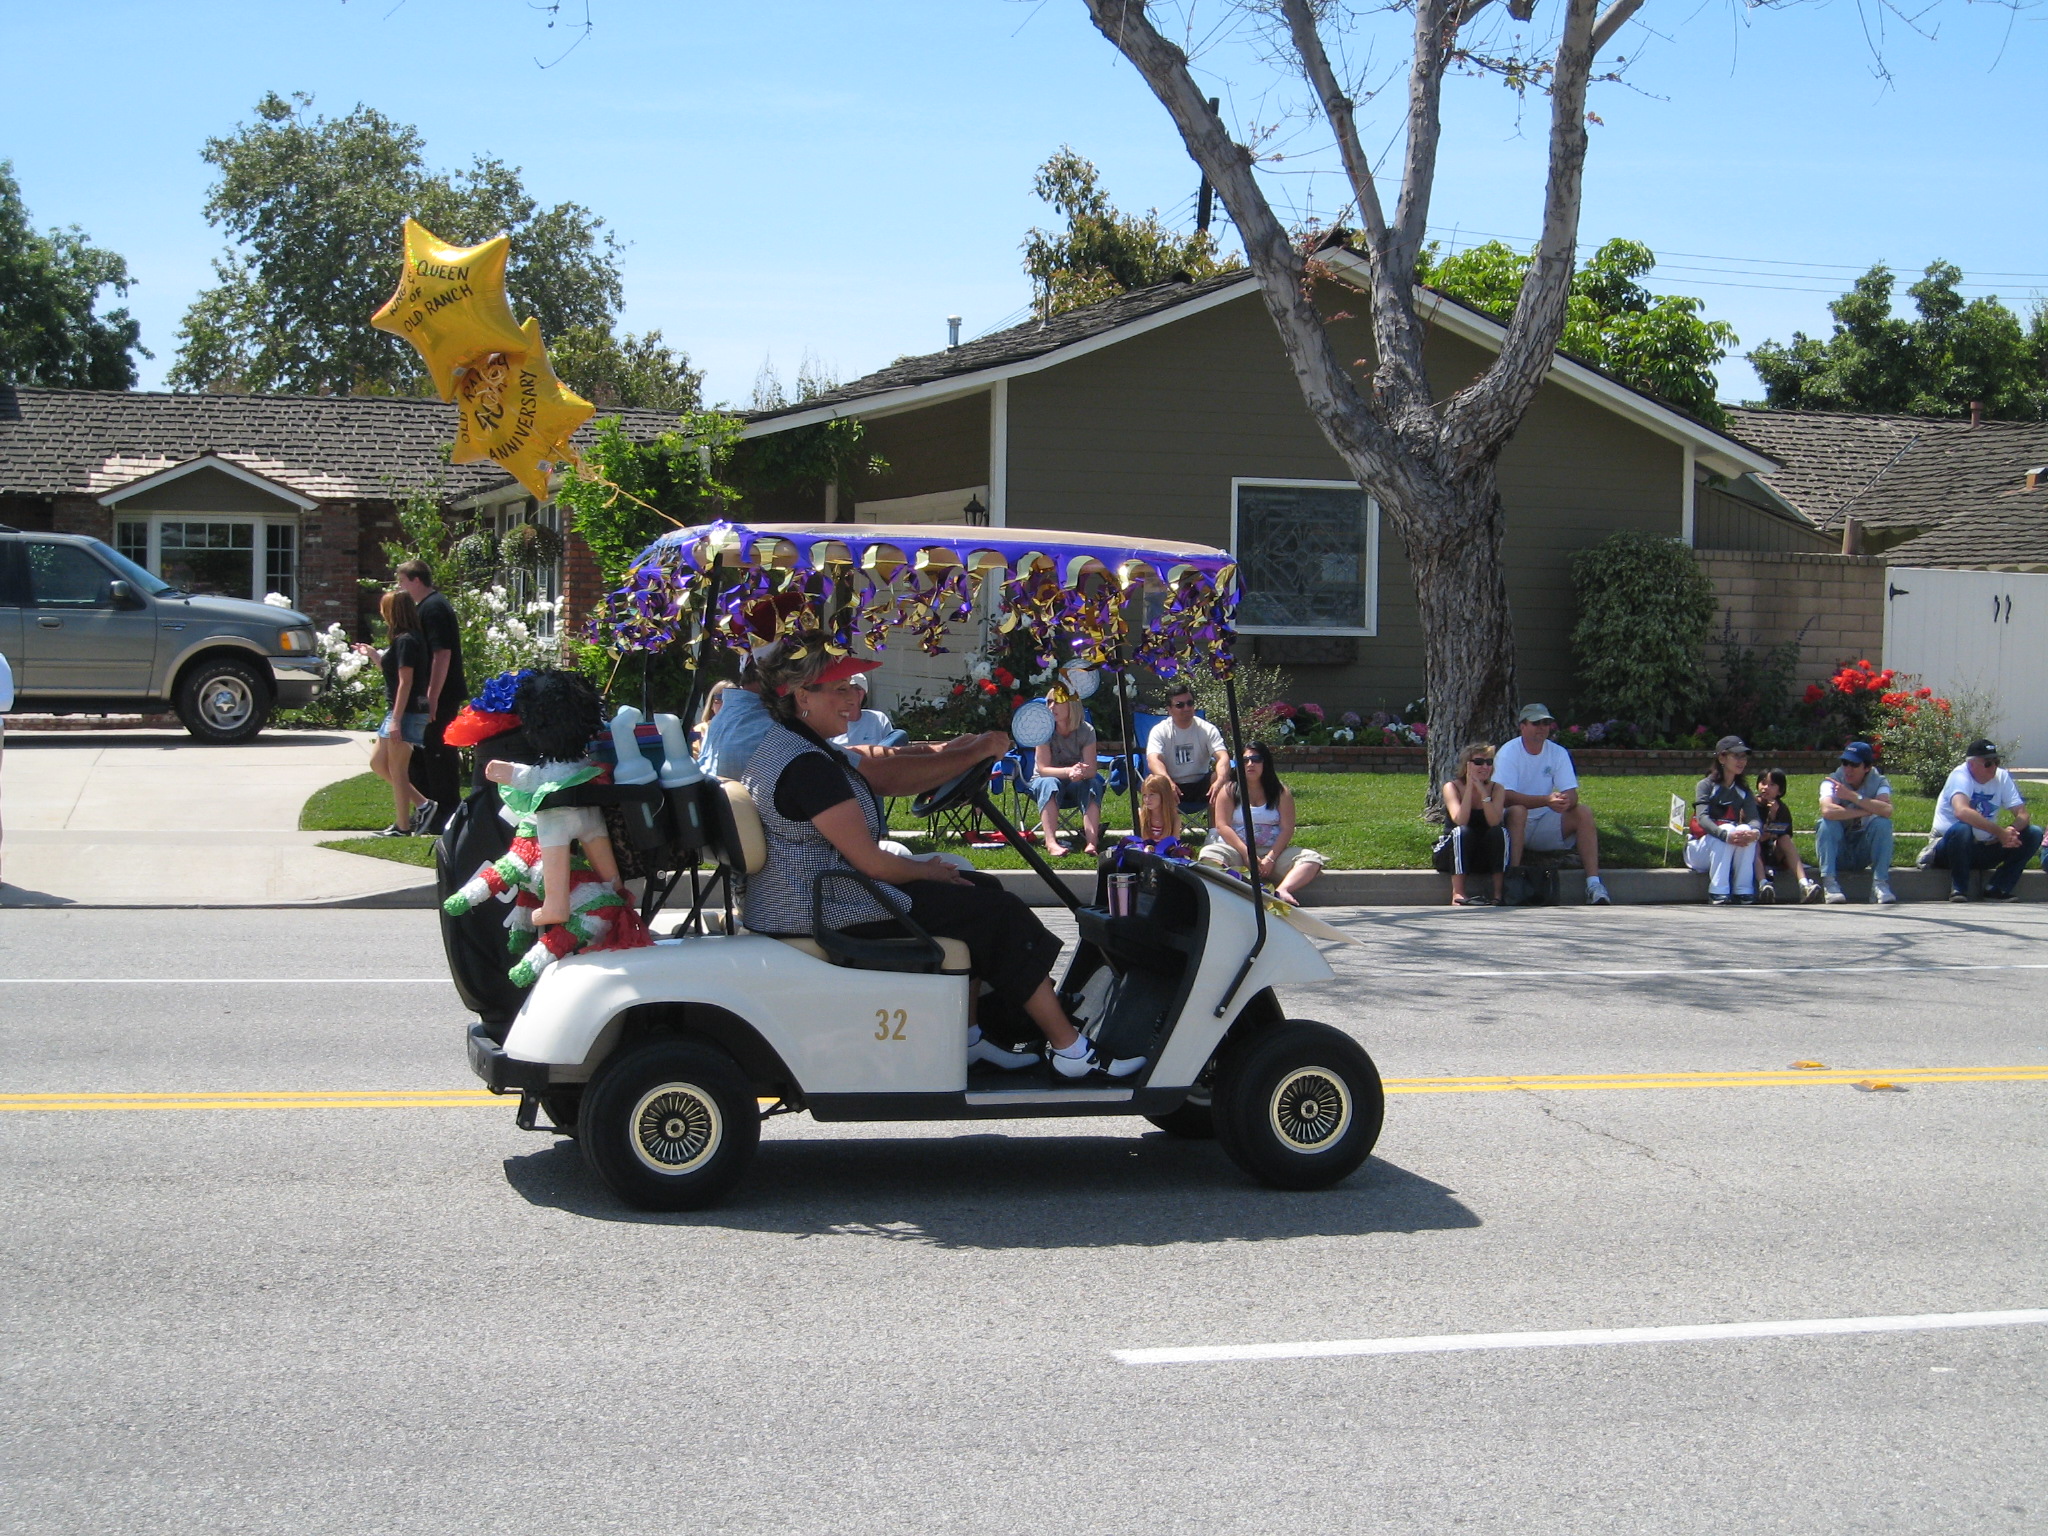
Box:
[601,520,1239,682]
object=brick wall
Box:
[52,494,111,540]
[1692,550,1885,689]
[299,500,363,632]
[562,527,604,633]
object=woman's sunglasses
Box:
[1469,757,1494,766]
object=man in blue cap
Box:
[1815,741,1896,904]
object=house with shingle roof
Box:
[0,382,674,635]
[1720,406,2048,570]
[740,256,1784,711]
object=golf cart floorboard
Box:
[806,1085,1190,1121]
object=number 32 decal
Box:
[873,1008,908,1041]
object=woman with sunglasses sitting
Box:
[1199,742,1326,906]
[1435,741,1508,905]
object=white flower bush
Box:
[262,591,294,609]
[458,585,561,680]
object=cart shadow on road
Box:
[500,1136,1480,1248]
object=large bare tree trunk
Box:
[1081,0,1626,799]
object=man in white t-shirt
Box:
[1927,737,2040,902]
[1146,685,1229,814]
[1495,703,1610,904]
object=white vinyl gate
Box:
[1883,567,2048,765]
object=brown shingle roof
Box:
[0,384,680,502]
[744,270,1257,423]
[1882,485,2048,569]
[1724,407,2048,536]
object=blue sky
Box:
[4,0,2043,406]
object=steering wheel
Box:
[910,755,1001,819]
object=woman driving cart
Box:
[743,639,1143,1080]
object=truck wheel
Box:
[1212,1021,1382,1190]
[1145,1088,1216,1139]
[176,656,270,743]
[580,1039,759,1211]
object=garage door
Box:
[1884,568,2048,764]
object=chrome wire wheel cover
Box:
[629,1082,723,1175]
[1269,1067,1351,1152]
[200,674,256,731]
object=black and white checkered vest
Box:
[739,722,910,937]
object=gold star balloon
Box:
[453,317,594,499]
[370,219,531,401]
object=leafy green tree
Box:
[1022,148,1242,316]
[0,160,148,388]
[1748,262,2048,419]
[169,92,624,395]
[1419,238,1737,424]
[548,325,703,413]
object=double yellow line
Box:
[2,1067,2043,1113]
[1383,1065,2048,1094]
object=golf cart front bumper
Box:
[467,1023,550,1094]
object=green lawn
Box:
[307,769,2044,873]
[916,774,2047,871]
[305,771,448,868]
[301,772,405,831]
[318,835,438,868]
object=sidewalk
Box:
[0,729,433,908]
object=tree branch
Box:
[1277,0,1390,254]
[1591,0,1645,54]
[1442,0,1599,455]
[1081,0,1431,501]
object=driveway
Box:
[0,728,431,907]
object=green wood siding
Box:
[106,464,302,515]
[818,286,1691,716]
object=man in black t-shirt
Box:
[397,560,467,834]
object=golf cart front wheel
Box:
[580,1040,759,1211]
[1213,1021,1382,1190]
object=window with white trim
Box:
[1230,479,1379,635]
[112,515,298,603]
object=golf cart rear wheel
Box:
[580,1039,759,1211]
[1213,1021,1382,1190]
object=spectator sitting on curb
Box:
[1496,704,1610,904]
[1686,736,1762,905]
[1136,772,1183,845]
[1434,740,1507,906]
[1027,697,1104,858]
[1926,738,2041,903]
[1816,741,1896,905]
[1146,685,1229,817]
[1751,768,1821,903]
[1200,741,1327,906]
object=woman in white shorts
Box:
[1199,741,1327,905]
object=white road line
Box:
[0,978,448,985]
[1115,1308,2048,1366]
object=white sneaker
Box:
[1873,878,1898,905]
[1584,876,1611,905]
[968,1034,1039,1070]
[1823,877,1847,904]
[1800,879,1823,904]
[1051,1041,1147,1079]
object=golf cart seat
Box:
[714,780,971,975]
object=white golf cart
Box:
[442,522,1381,1210]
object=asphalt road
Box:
[3,904,2044,1534]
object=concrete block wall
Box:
[1693,550,1885,688]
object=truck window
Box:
[27,542,118,609]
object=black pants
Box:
[844,873,1062,1008]
[1434,818,1507,877]
[408,713,462,832]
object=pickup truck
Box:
[0,524,325,743]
